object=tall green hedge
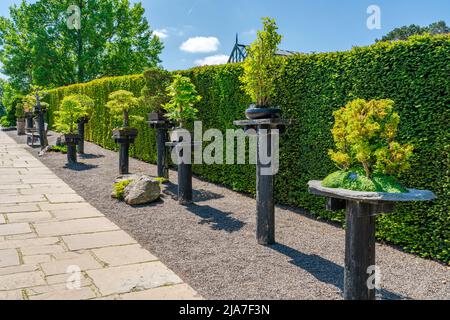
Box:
[46,34,450,264]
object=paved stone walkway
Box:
[0,131,201,300]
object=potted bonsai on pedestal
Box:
[15,102,26,135]
[22,95,35,130]
[234,17,293,245]
[163,75,201,204]
[54,95,90,164]
[106,90,142,175]
[142,67,173,179]
[308,99,436,300]
[241,17,282,120]
[73,94,94,154]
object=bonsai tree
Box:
[54,95,92,135]
[106,90,143,174]
[54,94,93,163]
[240,17,282,117]
[163,75,201,128]
[106,90,142,129]
[323,99,414,193]
[141,67,172,118]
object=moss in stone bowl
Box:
[322,167,408,193]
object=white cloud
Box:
[153,29,169,39]
[180,37,220,53]
[195,54,229,66]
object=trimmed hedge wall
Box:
[46,35,450,264]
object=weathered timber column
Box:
[308,180,436,300]
[149,119,172,179]
[256,125,275,245]
[234,118,292,246]
[77,117,89,154]
[113,128,138,175]
[119,142,130,175]
[344,201,376,300]
[157,128,169,178]
[178,144,193,204]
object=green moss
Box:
[50,145,68,154]
[154,177,169,185]
[114,180,132,200]
[323,167,408,193]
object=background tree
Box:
[0,0,163,92]
[378,20,449,42]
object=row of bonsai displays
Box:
[10,17,436,301]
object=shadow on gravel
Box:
[79,153,105,160]
[64,163,99,171]
[162,182,224,203]
[270,243,411,301]
[186,204,246,233]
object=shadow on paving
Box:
[270,243,411,300]
[186,204,246,233]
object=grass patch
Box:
[322,167,408,193]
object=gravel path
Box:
[7,131,449,300]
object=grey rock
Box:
[114,174,142,184]
[123,176,161,206]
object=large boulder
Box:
[123,175,161,206]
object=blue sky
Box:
[0,0,449,76]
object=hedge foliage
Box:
[46,35,450,264]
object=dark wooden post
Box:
[26,116,34,130]
[156,127,169,179]
[67,143,77,164]
[256,125,275,245]
[119,142,130,175]
[178,158,193,204]
[344,201,376,300]
[308,180,436,301]
[77,119,87,154]
[113,128,138,176]
[148,119,172,179]
[35,92,48,149]
[234,119,292,246]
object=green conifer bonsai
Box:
[323,99,414,193]
[106,90,142,138]
[240,17,283,119]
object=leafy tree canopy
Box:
[378,20,449,42]
[0,0,163,93]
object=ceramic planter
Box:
[245,104,281,120]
